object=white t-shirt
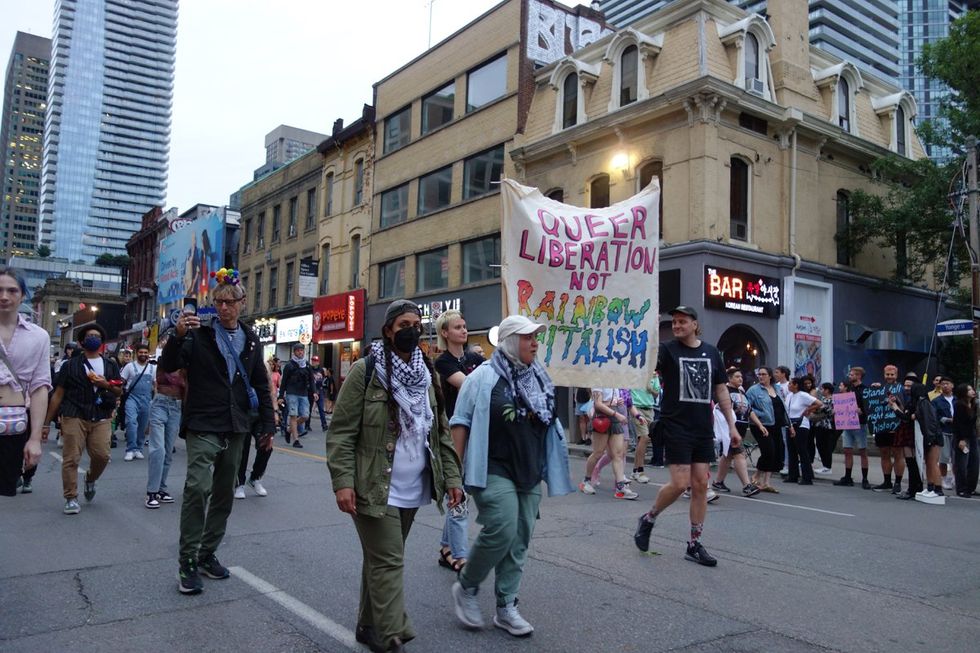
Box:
[85,356,105,377]
[786,391,820,429]
[121,361,156,389]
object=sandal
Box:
[438,548,465,572]
[761,485,780,494]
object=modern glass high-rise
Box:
[0,32,50,259]
[899,1,979,161]
[40,0,177,262]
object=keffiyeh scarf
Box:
[369,340,433,459]
[491,347,555,425]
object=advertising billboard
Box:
[157,211,226,306]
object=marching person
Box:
[634,306,739,566]
[121,344,155,461]
[309,355,329,430]
[159,272,275,595]
[0,267,51,497]
[145,334,185,509]
[43,322,123,514]
[450,315,573,636]
[236,353,280,499]
[327,299,463,653]
[278,343,317,448]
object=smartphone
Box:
[182,297,198,315]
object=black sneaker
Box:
[178,559,203,594]
[157,490,175,504]
[633,513,655,552]
[833,476,854,487]
[684,541,718,567]
[145,493,160,509]
[710,481,731,493]
[861,479,872,490]
[890,483,902,495]
[292,440,303,448]
[871,482,893,492]
[742,483,762,497]
[20,480,32,494]
[355,624,383,652]
[198,553,230,579]
[84,480,96,502]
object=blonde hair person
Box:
[435,309,463,352]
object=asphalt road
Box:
[2,425,979,653]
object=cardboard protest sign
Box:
[833,392,860,430]
[863,384,903,434]
[501,178,660,387]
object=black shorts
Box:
[664,433,716,465]
[0,432,30,497]
[874,431,895,448]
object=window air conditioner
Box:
[747,78,765,96]
[289,225,296,237]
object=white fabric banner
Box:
[501,178,660,388]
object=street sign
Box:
[298,258,318,298]
[936,319,973,337]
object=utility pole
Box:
[969,136,979,385]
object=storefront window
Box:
[717,324,766,382]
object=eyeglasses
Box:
[213,298,242,307]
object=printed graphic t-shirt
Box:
[656,339,726,440]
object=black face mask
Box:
[392,326,421,354]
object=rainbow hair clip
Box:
[211,267,240,285]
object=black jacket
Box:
[279,360,315,399]
[159,322,275,437]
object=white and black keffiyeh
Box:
[491,348,555,425]
[369,340,433,459]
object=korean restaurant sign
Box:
[703,266,781,318]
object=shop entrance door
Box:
[718,324,767,383]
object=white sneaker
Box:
[707,489,719,503]
[248,479,268,497]
[124,451,135,461]
[815,467,833,475]
[631,471,650,484]
[494,601,534,637]
[234,485,246,500]
[615,484,638,500]
[682,489,691,499]
[942,475,954,490]
[133,451,144,460]
[56,437,63,448]
[452,581,485,629]
[579,481,596,495]
[779,466,789,475]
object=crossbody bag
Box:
[0,347,29,435]
[213,326,260,411]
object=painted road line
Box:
[230,566,359,651]
[272,446,328,462]
[49,451,87,475]
[645,480,855,517]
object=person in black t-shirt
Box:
[433,309,484,572]
[634,306,740,567]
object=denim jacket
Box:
[449,362,574,497]
[745,383,785,427]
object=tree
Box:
[94,253,131,268]
[917,10,980,151]
[838,156,965,284]
[36,245,51,258]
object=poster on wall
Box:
[157,211,226,307]
[500,178,660,387]
[794,314,822,381]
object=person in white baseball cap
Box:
[449,314,573,637]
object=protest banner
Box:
[500,178,660,387]
[863,384,903,434]
[833,392,860,430]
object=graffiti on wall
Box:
[526,0,612,65]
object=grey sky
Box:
[1,0,575,215]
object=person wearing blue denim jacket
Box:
[449,315,572,638]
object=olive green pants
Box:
[353,505,418,647]
[459,474,541,607]
[179,432,245,562]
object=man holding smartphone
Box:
[160,276,276,595]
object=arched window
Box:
[620,45,638,107]
[730,158,749,241]
[325,172,334,215]
[562,73,578,129]
[639,160,664,239]
[546,188,564,202]
[590,175,610,209]
[837,77,850,132]
[896,105,907,156]
[350,234,361,289]
[744,33,760,88]
[836,190,851,265]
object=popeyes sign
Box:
[313,289,365,342]
[703,265,781,318]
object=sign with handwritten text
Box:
[501,178,660,387]
[864,384,903,434]
[833,392,860,430]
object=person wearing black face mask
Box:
[327,299,463,653]
[43,322,123,515]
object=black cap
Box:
[74,321,107,342]
[669,306,698,320]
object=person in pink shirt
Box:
[0,267,52,496]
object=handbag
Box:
[592,413,611,433]
[0,347,29,435]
